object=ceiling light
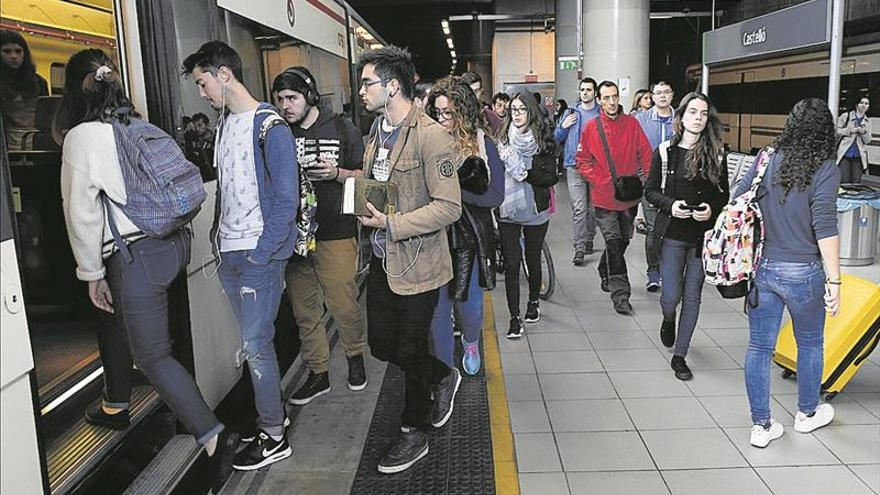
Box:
[441,19,450,30]
[446,38,454,49]
[450,50,456,58]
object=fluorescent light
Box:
[450,50,456,58]
[41,366,105,416]
[443,26,451,35]
[446,38,454,49]
[441,19,449,30]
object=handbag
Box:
[596,119,643,202]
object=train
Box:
[686,38,880,176]
[0,1,384,493]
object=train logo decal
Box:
[287,0,296,28]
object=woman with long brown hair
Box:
[645,92,728,381]
[496,92,558,338]
[426,76,504,377]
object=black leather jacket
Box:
[449,202,496,300]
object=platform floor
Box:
[221,180,879,495]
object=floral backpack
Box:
[703,147,773,301]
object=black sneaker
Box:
[240,415,291,443]
[507,316,524,339]
[584,242,594,255]
[288,371,330,405]
[599,272,610,293]
[613,299,633,315]
[347,354,368,391]
[232,430,292,471]
[210,429,239,494]
[431,368,462,428]
[84,403,130,430]
[660,318,676,348]
[671,355,693,381]
[572,250,585,266]
[377,426,429,474]
[524,300,541,323]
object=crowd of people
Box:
[9,29,861,490]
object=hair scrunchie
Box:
[95,65,113,82]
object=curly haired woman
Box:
[732,98,841,448]
[426,76,504,378]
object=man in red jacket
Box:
[575,80,652,314]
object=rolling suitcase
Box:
[773,274,880,401]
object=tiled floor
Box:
[496,185,880,495]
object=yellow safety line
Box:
[483,293,520,495]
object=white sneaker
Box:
[750,419,784,448]
[794,403,835,433]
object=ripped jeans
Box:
[218,250,287,436]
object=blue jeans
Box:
[745,259,826,425]
[218,251,287,436]
[106,231,223,445]
[430,259,485,366]
[659,238,704,357]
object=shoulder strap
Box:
[595,119,619,183]
[658,140,671,192]
[749,147,774,194]
[256,108,288,181]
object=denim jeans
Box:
[745,259,826,425]
[218,250,287,437]
[106,230,223,445]
[367,257,450,429]
[641,197,660,273]
[566,168,596,251]
[430,258,484,367]
[499,221,550,317]
[659,238,704,357]
[94,308,132,410]
[595,206,637,302]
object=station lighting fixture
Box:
[450,50,456,59]
[442,18,456,69]
[446,38,454,49]
[441,19,450,35]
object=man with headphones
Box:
[270,67,369,405]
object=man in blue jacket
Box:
[184,41,297,472]
[635,81,675,292]
[555,77,601,266]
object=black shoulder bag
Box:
[596,120,643,202]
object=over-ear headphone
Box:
[283,67,320,106]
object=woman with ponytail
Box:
[57,49,236,492]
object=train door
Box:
[740,71,756,152]
[1,130,48,495]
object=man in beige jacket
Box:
[355,46,461,474]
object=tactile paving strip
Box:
[350,341,495,495]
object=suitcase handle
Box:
[853,334,879,367]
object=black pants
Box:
[499,220,550,317]
[366,257,450,429]
[596,206,637,302]
[838,157,863,184]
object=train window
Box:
[49,63,65,94]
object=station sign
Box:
[218,0,348,58]
[703,0,831,65]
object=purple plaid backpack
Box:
[106,114,205,244]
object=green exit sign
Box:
[559,56,578,71]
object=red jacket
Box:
[575,112,652,211]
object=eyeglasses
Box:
[434,109,455,121]
[653,89,673,96]
[360,79,385,90]
[510,107,527,115]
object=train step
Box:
[123,435,201,495]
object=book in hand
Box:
[341,177,398,216]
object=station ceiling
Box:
[348,0,741,81]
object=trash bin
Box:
[837,186,880,266]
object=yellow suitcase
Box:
[773,274,880,401]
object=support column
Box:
[555,0,581,103]
[466,18,494,101]
[583,0,650,104]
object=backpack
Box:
[702,147,773,301]
[256,108,318,257]
[105,114,206,256]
